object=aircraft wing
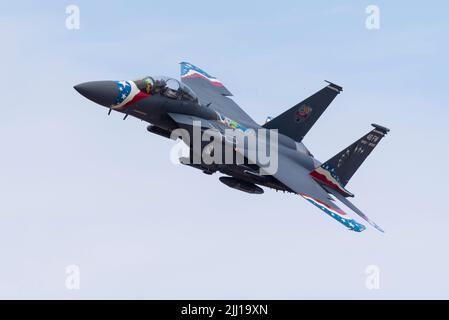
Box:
[276,152,367,232]
[180,62,258,127]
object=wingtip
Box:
[370,222,385,233]
[376,226,386,233]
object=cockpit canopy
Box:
[134,76,198,102]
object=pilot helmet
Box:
[143,77,154,94]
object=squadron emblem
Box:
[295,104,312,122]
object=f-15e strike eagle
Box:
[74,62,389,233]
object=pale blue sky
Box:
[0,1,448,299]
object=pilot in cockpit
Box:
[143,77,153,94]
[135,76,198,102]
[135,77,154,94]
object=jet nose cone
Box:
[74,81,120,107]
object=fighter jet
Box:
[74,62,390,233]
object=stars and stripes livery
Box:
[300,194,366,232]
[74,61,390,234]
[112,81,149,111]
[310,163,354,197]
[180,62,225,88]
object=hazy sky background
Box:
[1,1,448,299]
